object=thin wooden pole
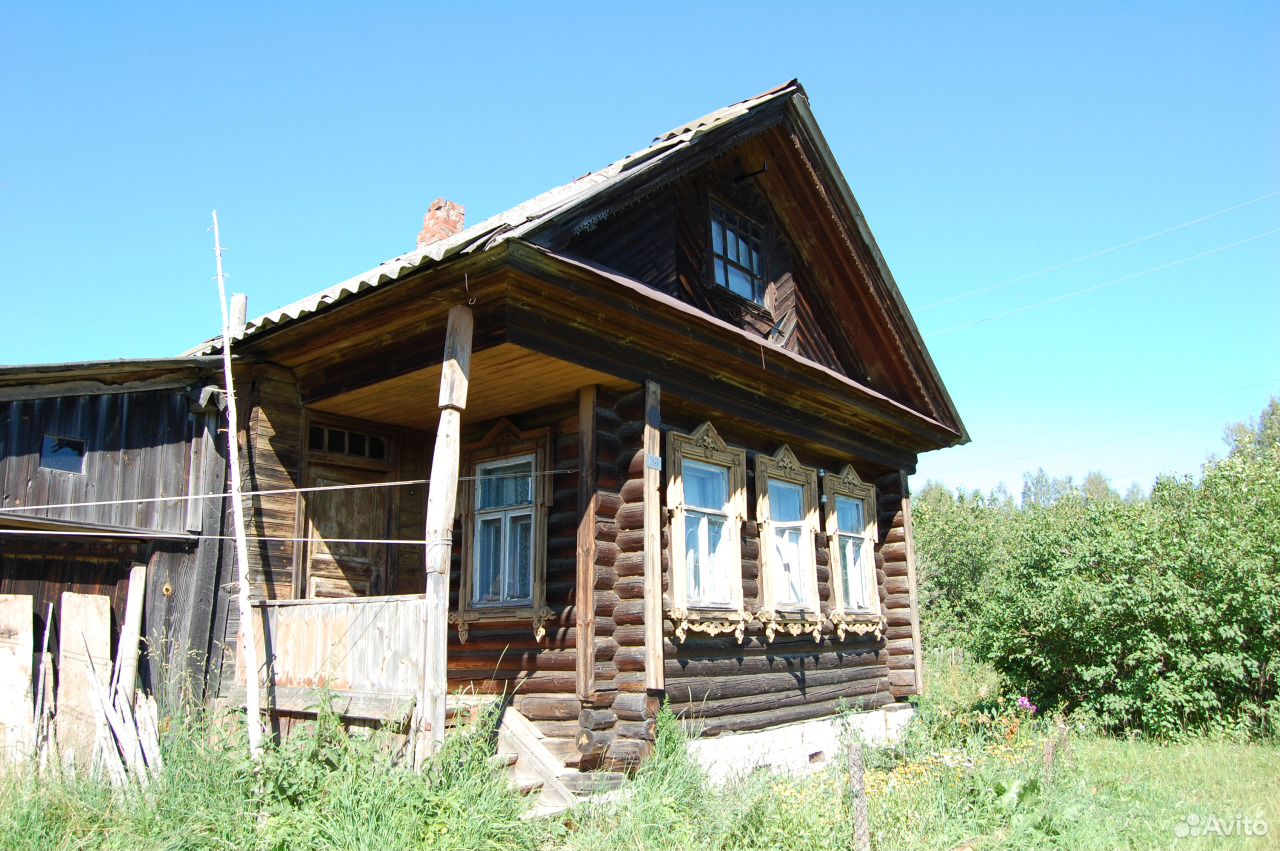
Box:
[575,385,599,702]
[848,738,871,851]
[641,381,664,693]
[212,211,263,760]
[415,304,473,766]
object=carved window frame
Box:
[755,446,822,642]
[666,422,749,641]
[824,465,883,641]
[453,419,552,643]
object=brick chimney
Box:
[417,198,466,248]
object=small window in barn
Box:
[456,420,551,642]
[40,435,86,474]
[710,202,766,305]
[667,423,748,635]
[309,424,325,451]
[756,446,821,635]
[824,465,880,619]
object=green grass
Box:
[3,658,1275,850]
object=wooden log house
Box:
[1,80,966,778]
[198,80,967,773]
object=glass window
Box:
[40,435,85,473]
[768,479,809,606]
[710,202,766,305]
[683,459,733,606]
[471,455,535,607]
[834,495,873,611]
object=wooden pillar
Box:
[899,472,925,696]
[416,305,473,765]
[575,385,599,702]
[641,381,664,693]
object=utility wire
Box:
[927,227,1280,338]
[919,189,1280,311]
[0,468,578,515]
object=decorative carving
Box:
[532,606,555,642]
[828,612,884,642]
[670,607,747,643]
[755,609,824,643]
[687,421,729,455]
[447,612,470,644]
[769,444,804,476]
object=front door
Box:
[302,463,390,598]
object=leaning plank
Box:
[112,563,147,711]
[56,593,111,769]
[0,595,35,765]
[497,707,576,809]
[227,685,416,726]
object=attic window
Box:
[710,202,766,304]
[40,435,86,473]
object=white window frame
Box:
[455,420,551,643]
[755,445,822,641]
[824,465,882,640]
[666,422,748,641]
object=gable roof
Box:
[188,80,966,443]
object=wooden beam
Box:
[111,564,146,711]
[0,594,34,765]
[642,381,665,693]
[56,592,111,768]
[575,385,599,701]
[416,304,474,765]
[899,473,925,696]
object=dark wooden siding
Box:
[0,390,196,532]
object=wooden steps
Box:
[496,706,629,816]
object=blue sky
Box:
[2,2,1277,497]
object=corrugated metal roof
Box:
[186,81,801,355]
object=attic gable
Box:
[526,90,962,439]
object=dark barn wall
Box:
[0,384,229,703]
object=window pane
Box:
[727,266,753,300]
[715,260,728,287]
[473,517,503,605]
[308,425,325,451]
[326,428,346,454]
[479,459,533,509]
[683,460,728,510]
[774,526,805,605]
[712,218,724,255]
[685,512,705,601]
[706,514,731,605]
[836,495,864,533]
[507,513,533,602]
[40,436,85,473]
[839,533,859,608]
[769,480,804,522]
[348,432,367,457]
[368,435,386,460]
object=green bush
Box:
[914,402,1280,738]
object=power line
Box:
[918,189,1280,311]
[0,468,578,515]
[927,227,1280,338]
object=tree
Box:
[1225,395,1280,457]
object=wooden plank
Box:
[575,385,599,701]
[55,592,111,768]
[0,594,34,764]
[641,381,664,692]
[497,707,576,809]
[112,564,146,710]
[899,478,925,696]
[226,684,416,724]
[417,304,473,764]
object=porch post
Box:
[415,304,473,766]
[642,380,664,692]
